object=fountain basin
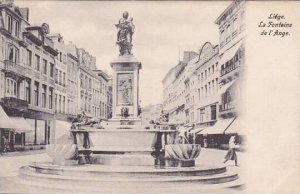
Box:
[165,144,201,167]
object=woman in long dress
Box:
[223,135,239,166]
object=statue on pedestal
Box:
[115,11,135,56]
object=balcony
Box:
[4,60,26,79]
[219,102,235,115]
[221,61,241,77]
[1,97,29,112]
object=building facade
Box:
[215,0,245,120]
[0,0,113,151]
[0,1,57,150]
[162,1,246,147]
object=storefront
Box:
[199,117,235,149]
[0,105,16,152]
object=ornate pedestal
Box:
[110,55,142,124]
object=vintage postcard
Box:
[0,0,299,193]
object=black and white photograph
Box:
[0,0,300,193]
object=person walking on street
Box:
[223,135,239,166]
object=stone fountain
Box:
[16,12,240,192]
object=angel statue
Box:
[115,11,135,56]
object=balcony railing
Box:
[4,60,26,78]
[221,61,241,77]
[219,102,235,112]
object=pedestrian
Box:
[223,135,239,166]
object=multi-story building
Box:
[93,69,112,120]
[214,0,245,135]
[77,48,96,118]
[193,42,219,129]
[162,51,198,125]
[0,1,57,150]
[48,34,68,121]
[66,42,79,119]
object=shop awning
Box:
[0,105,16,129]
[219,80,236,94]
[219,40,244,65]
[9,117,34,133]
[224,117,244,135]
[200,117,235,135]
[55,120,72,140]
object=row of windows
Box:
[30,81,53,109]
[55,94,66,114]
[197,62,218,84]
[197,78,219,100]
[55,69,66,86]
[26,49,55,77]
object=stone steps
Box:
[17,164,239,193]
[14,172,241,193]
[24,163,228,178]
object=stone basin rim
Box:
[27,162,226,173]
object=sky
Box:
[16,0,230,107]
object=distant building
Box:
[141,104,162,124]
[66,42,79,119]
[162,51,198,125]
[77,48,96,118]
[93,69,112,120]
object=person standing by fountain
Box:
[223,135,239,166]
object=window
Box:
[42,59,47,74]
[7,45,18,63]
[205,70,207,80]
[49,87,53,109]
[5,78,17,97]
[201,73,203,82]
[50,63,54,77]
[59,71,62,85]
[212,80,215,93]
[26,49,32,66]
[34,82,39,106]
[7,15,12,33]
[80,74,84,88]
[55,69,58,83]
[62,96,65,113]
[35,55,40,71]
[199,108,205,123]
[42,84,46,108]
[14,21,19,37]
[211,105,217,120]
[63,54,66,64]
[25,80,31,103]
[63,73,66,86]
[59,95,61,113]
[212,65,215,74]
